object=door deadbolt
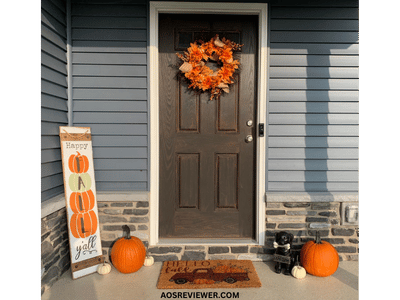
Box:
[246,120,253,127]
[245,135,253,143]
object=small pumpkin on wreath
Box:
[176,35,243,100]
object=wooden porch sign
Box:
[59,126,104,279]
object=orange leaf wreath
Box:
[176,35,243,100]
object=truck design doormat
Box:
[157,260,261,289]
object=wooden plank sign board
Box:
[59,126,104,279]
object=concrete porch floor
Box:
[42,261,358,300]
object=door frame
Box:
[149,1,268,246]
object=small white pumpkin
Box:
[143,256,154,267]
[97,262,112,275]
[291,265,306,279]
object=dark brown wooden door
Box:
[159,14,258,239]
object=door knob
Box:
[245,135,253,143]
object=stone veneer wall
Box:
[41,208,70,295]
[99,201,358,263]
[42,200,358,294]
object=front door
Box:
[159,14,258,239]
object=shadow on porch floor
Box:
[42,261,358,300]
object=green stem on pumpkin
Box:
[316,230,321,244]
[122,225,131,239]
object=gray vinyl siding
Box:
[41,0,68,202]
[268,0,359,192]
[71,0,148,191]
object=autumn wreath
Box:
[176,35,243,100]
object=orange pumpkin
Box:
[70,210,98,238]
[69,190,95,213]
[68,151,89,173]
[300,231,339,277]
[111,225,146,274]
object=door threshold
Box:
[157,238,259,246]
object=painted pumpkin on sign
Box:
[300,231,339,277]
[69,173,92,192]
[111,225,146,274]
[69,151,89,173]
[69,190,95,213]
[70,210,98,238]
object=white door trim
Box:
[149,1,268,246]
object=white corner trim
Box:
[266,192,359,203]
[149,1,268,246]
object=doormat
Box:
[157,260,261,289]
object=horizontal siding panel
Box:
[42,121,68,135]
[270,19,358,31]
[269,125,358,136]
[269,148,358,159]
[269,67,359,79]
[42,0,66,25]
[269,137,358,148]
[41,174,64,192]
[72,16,146,28]
[93,147,147,159]
[269,160,359,171]
[73,100,147,111]
[50,0,66,13]
[269,79,358,90]
[270,0,358,7]
[93,136,147,147]
[97,181,147,191]
[72,77,147,89]
[42,186,65,202]
[41,136,61,150]
[41,107,69,123]
[71,4,147,17]
[41,94,68,111]
[42,52,68,75]
[73,89,147,100]
[270,55,359,67]
[269,102,358,113]
[74,112,147,124]
[271,7,359,19]
[42,148,62,164]
[269,114,358,125]
[72,53,146,65]
[95,170,147,182]
[42,10,67,39]
[42,80,68,99]
[41,38,67,63]
[270,43,359,55]
[72,28,146,41]
[268,182,358,192]
[94,158,147,170]
[42,66,68,87]
[270,90,359,102]
[271,32,359,43]
[73,65,147,77]
[42,161,63,178]
[41,24,67,51]
[74,124,147,135]
[269,171,358,182]
[72,41,147,53]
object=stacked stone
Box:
[97,201,150,258]
[145,245,277,262]
[41,208,70,295]
[266,202,358,261]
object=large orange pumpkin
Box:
[68,151,89,173]
[69,190,95,213]
[111,225,146,274]
[70,210,98,238]
[300,231,339,277]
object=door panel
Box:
[159,14,258,239]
